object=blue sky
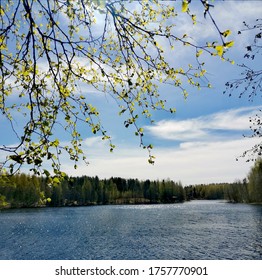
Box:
[1,0,262,185]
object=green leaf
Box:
[182,0,189,13]
[53,177,60,184]
[9,155,24,164]
[34,158,43,165]
[215,45,224,57]
[222,30,231,38]
[53,139,60,147]
[191,14,197,24]
[148,155,155,165]
[224,41,234,48]
[43,169,50,177]
[196,49,203,58]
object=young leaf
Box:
[196,49,203,57]
[182,1,189,13]
[224,41,234,48]
[43,169,50,177]
[221,30,231,38]
[215,45,224,57]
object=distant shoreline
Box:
[1,173,262,209]
[2,199,262,211]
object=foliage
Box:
[241,110,262,161]
[0,0,234,181]
[224,19,262,161]
[0,173,185,208]
[0,194,8,208]
[185,183,227,200]
[218,159,262,204]
[185,179,259,204]
[0,172,44,207]
[223,180,249,203]
[247,158,262,203]
[224,19,262,101]
[2,158,262,208]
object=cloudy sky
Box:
[2,0,262,185]
[59,0,261,185]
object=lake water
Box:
[0,200,261,260]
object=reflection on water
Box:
[0,200,261,259]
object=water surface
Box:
[0,200,261,259]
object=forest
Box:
[0,159,262,209]
[0,174,185,208]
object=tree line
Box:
[1,159,261,209]
[185,159,262,203]
[0,174,185,208]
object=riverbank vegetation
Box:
[0,175,185,208]
[1,159,262,209]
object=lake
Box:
[0,200,261,260]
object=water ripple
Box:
[0,201,261,259]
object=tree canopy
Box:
[0,0,235,182]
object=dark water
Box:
[0,200,261,260]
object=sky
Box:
[1,0,262,185]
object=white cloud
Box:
[61,135,257,185]
[59,106,261,185]
[145,106,260,142]
[83,136,107,148]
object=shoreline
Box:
[2,199,262,211]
